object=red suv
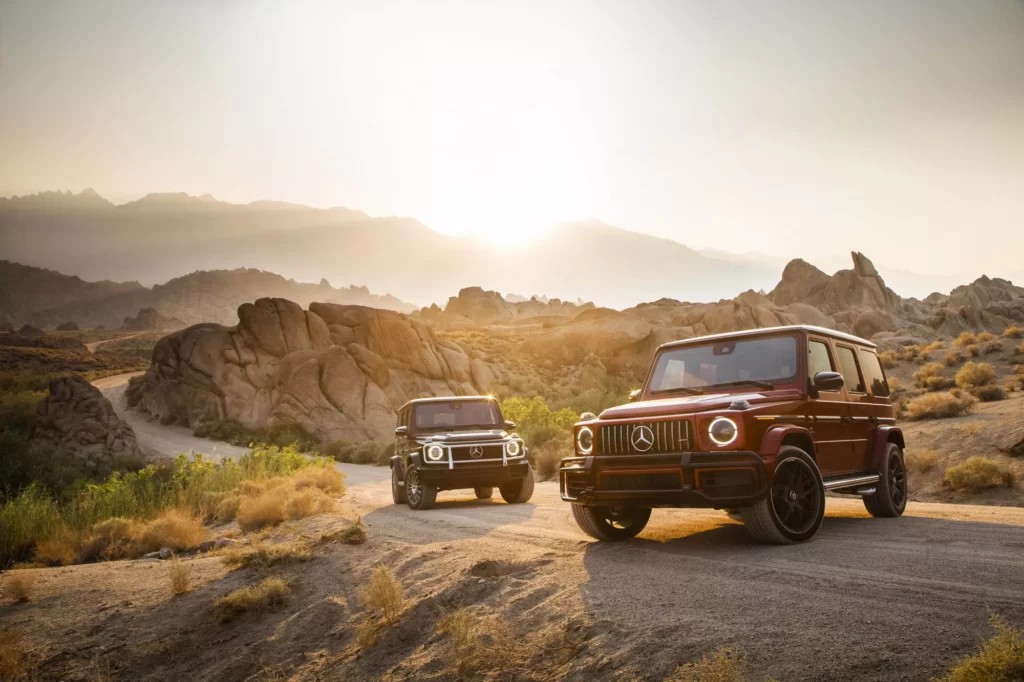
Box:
[560,325,906,544]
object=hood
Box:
[598,393,767,420]
[418,429,511,443]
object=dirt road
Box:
[90,373,1024,680]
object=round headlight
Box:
[576,426,594,455]
[426,444,445,461]
[708,417,738,446]
[506,440,521,457]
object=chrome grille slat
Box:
[598,420,691,455]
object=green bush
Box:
[319,440,394,465]
[193,419,319,451]
[500,396,580,452]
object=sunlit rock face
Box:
[33,376,141,465]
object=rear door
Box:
[857,347,894,469]
[807,336,856,474]
[834,344,873,471]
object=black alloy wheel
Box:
[571,504,652,541]
[770,457,822,536]
[886,451,908,510]
[863,443,907,518]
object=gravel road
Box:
[94,373,1024,680]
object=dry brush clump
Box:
[906,391,976,420]
[973,385,1007,402]
[435,609,521,679]
[321,518,366,545]
[667,647,747,682]
[0,627,35,681]
[1003,324,1024,339]
[359,565,404,624]
[878,350,899,369]
[214,576,291,622]
[905,449,940,474]
[944,457,1016,492]
[954,332,979,348]
[168,555,192,595]
[221,540,313,571]
[1,572,35,603]
[935,612,1024,682]
[914,362,954,391]
[944,349,966,367]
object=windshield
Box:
[647,334,798,393]
[413,401,503,430]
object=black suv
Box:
[389,396,535,510]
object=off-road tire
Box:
[741,446,825,544]
[391,465,407,505]
[571,505,652,541]
[863,443,907,518]
[404,465,437,510]
[474,486,494,499]
[499,465,535,503]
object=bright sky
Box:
[1,0,1022,275]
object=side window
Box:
[835,346,865,393]
[858,349,890,397]
[807,339,837,388]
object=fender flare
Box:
[389,454,405,482]
[759,424,816,463]
[871,426,905,469]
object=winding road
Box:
[92,373,1024,680]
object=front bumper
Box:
[559,451,766,508]
[416,458,530,490]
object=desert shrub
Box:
[78,517,140,562]
[1017,343,1024,355]
[34,530,79,566]
[982,341,1004,355]
[878,351,898,369]
[221,540,312,570]
[193,419,319,451]
[214,576,290,622]
[886,377,903,394]
[501,396,579,449]
[906,391,976,420]
[954,332,979,348]
[436,609,519,679]
[955,362,996,389]
[935,612,1024,682]
[944,350,965,367]
[236,487,289,532]
[321,518,366,545]
[320,440,393,466]
[923,376,956,391]
[667,647,746,682]
[1003,324,1024,339]
[961,423,981,437]
[168,555,192,595]
[905,449,940,474]
[2,572,35,603]
[359,565,404,624]
[293,466,345,494]
[0,627,34,680]
[284,487,337,520]
[214,493,241,524]
[973,385,1007,402]
[913,362,945,387]
[967,344,981,357]
[978,332,996,343]
[529,434,572,481]
[134,510,208,554]
[944,457,1015,492]
[894,345,920,361]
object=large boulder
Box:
[32,376,142,466]
[770,252,900,315]
[131,298,487,441]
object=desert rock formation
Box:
[32,376,141,464]
[121,307,185,331]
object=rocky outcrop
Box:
[419,286,595,329]
[770,252,900,314]
[32,376,141,465]
[18,324,44,337]
[131,298,485,441]
[122,307,186,331]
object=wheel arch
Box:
[871,426,905,469]
[759,425,817,462]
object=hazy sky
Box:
[1,0,1022,277]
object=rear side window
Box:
[807,340,836,385]
[858,349,890,397]
[835,346,865,393]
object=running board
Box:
[823,473,880,491]
[855,487,876,496]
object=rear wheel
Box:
[391,466,407,505]
[741,446,824,544]
[571,505,651,541]
[499,465,535,503]
[405,466,437,510]
[474,486,494,500]
[863,443,907,517]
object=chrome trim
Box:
[448,445,453,470]
[814,415,843,422]
[877,417,896,423]
[855,487,877,495]
[754,415,808,422]
[823,473,880,491]
[851,416,872,422]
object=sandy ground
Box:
[4,374,1019,680]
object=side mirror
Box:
[628,389,641,403]
[504,420,517,431]
[394,425,408,436]
[813,371,845,392]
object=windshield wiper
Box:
[707,379,775,391]
[664,386,704,396]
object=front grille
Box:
[450,444,505,462]
[599,420,691,455]
[598,472,683,491]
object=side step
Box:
[823,473,880,491]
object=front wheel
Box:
[499,465,535,503]
[391,466,407,505]
[741,446,824,544]
[863,443,907,517]
[405,466,437,510]
[474,487,494,500]
[571,505,651,541]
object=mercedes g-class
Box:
[560,325,906,544]
[390,396,535,510]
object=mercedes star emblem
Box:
[630,425,654,452]
[469,446,484,459]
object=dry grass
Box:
[914,362,946,386]
[887,376,903,394]
[1003,324,1024,339]
[944,457,1016,492]
[435,609,520,679]
[978,332,996,343]
[956,362,996,389]
[972,385,1007,402]
[1017,342,1024,356]
[322,519,366,545]
[906,391,976,420]
[221,540,312,571]
[0,627,35,681]
[134,510,208,555]
[1,572,35,603]
[667,647,746,682]
[292,467,345,494]
[79,517,140,562]
[935,612,1024,682]
[944,350,965,367]
[905,449,940,474]
[967,344,982,357]
[214,576,290,622]
[168,555,192,595]
[33,530,78,566]
[236,487,289,532]
[236,471,343,532]
[878,351,898,369]
[961,423,981,437]
[359,565,404,625]
[954,332,979,348]
[530,435,571,481]
[284,488,337,520]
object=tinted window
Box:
[648,335,798,392]
[858,349,890,397]
[413,401,502,430]
[807,340,836,386]
[835,346,865,393]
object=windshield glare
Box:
[413,401,502,430]
[648,335,798,393]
